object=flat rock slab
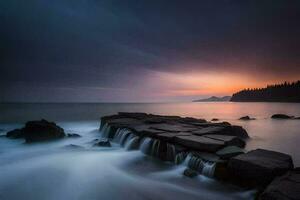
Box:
[260,168,300,200]
[155,132,192,142]
[216,146,245,159]
[149,123,198,133]
[101,112,249,153]
[174,135,224,152]
[192,126,249,139]
[203,134,246,148]
[228,149,294,187]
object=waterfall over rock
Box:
[139,137,153,154]
[184,153,216,178]
[101,123,111,138]
[100,123,216,178]
[139,137,177,161]
[125,136,139,150]
[175,152,188,165]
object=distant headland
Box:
[193,96,231,102]
[231,80,300,102]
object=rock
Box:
[214,161,230,181]
[174,135,224,152]
[271,114,294,119]
[203,134,246,148]
[23,119,65,143]
[67,133,81,138]
[6,129,24,139]
[239,116,256,120]
[149,123,198,133]
[191,125,249,139]
[216,146,245,159]
[295,117,300,119]
[94,139,111,147]
[260,168,300,200]
[228,149,294,187]
[154,132,191,142]
[183,168,198,178]
[6,120,65,142]
[211,118,219,121]
[190,151,221,163]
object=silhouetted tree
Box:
[231,80,300,102]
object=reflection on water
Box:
[0,102,300,200]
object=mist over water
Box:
[1,102,300,200]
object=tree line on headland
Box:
[231,80,300,102]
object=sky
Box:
[1,0,300,102]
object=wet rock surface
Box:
[6,119,65,142]
[260,168,300,200]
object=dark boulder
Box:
[271,114,294,119]
[6,129,24,139]
[6,120,65,142]
[183,168,198,178]
[239,116,256,120]
[23,119,65,143]
[211,118,219,121]
[94,139,111,147]
[228,149,294,187]
[260,168,300,200]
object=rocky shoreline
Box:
[5,112,299,199]
[100,112,299,199]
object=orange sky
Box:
[148,70,294,98]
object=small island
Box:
[193,96,231,102]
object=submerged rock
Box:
[239,116,256,120]
[63,144,84,149]
[228,149,294,187]
[67,133,81,138]
[183,168,198,178]
[6,119,65,142]
[271,114,294,119]
[260,168,300,200]
[94,139,111,147]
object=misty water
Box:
[1,102,300,200]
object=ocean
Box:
[0,102,299,200]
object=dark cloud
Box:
[1,0,300,102]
